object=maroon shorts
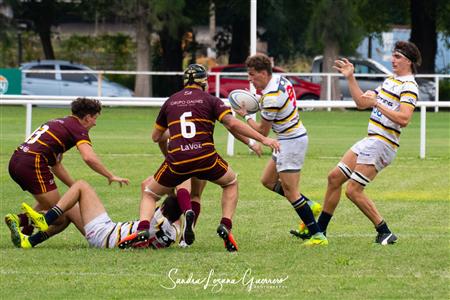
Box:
[154,153,229,188]
[8,151,57,195]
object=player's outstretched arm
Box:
[229,131,263,157]
[333,58,370,109]
[77,143,130,187]
[221,114,280,152]
[233,106,271,136]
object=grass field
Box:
[0,106,449,299]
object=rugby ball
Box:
[228,89,260,114]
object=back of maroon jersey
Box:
[155,88,231,166]
[18,116,91,165]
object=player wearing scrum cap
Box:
[312,40,422,245]
[119,64,280,252]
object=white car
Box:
[311,56,435,101]
[21,60,134,97]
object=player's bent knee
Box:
[75,179,88,188]
[221,175,238,188]
[328,163,351,186]
[143,186,163,199]
[260,177,272,189]
[346,171,370,199]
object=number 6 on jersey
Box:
[180,111,196,138]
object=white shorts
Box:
[84,212,116,248]
[351,137,397,172]
[272,134,308,172]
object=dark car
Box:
[311,56,435,101]
[208,64,321,100]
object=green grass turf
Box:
[0,106,449,299]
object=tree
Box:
[10,0,76,59]
[115,0,157,97]
[258,0,315,60]
[81,0,159,97]
[134,1,153,97]
[306,0,365,100]
[410,0,437,73]
[214,0,250,64]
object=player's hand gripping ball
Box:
[228,89,260,114]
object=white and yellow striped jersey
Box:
[369,75,419,149]
[260,75,307,140]
[102,208,179,249]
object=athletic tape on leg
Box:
[337,162,352,179]
[144,186,163,199]
[221,175,238,187]
[350,171,371,187]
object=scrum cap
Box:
[183,64,208,90]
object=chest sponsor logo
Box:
[180,142,202,151]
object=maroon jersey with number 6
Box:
[153,87,232,186]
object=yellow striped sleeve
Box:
[218,109,232,122]
[76,140,92,147]
[155,123,166,131]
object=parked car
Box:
[20,60,134,97]
[311,56,435,101]
[207,64,321,100]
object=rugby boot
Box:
[182,210,196,246]
[5,214,32,249]
[118,230,150,249]
[291,200,322,240]
[217,224,238,252]
[21,202,48,232]
[375,232,397,245]
[302,232,329,246]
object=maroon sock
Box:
[18,213,29,227]
[22,225,34,236]
[176,188,192,213]
[220,217,232,231]
[191,201,201,225]
[137,220,150,231]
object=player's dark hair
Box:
[161,195,182,223]
[71,98,102,118]
[245,53,273,75]
[393,41,422,74]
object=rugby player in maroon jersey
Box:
[5,98,129,248]
[119,64,280,252]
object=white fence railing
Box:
[1,95,449,159]
[22,69,450,111]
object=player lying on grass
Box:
[9,180,192,249]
